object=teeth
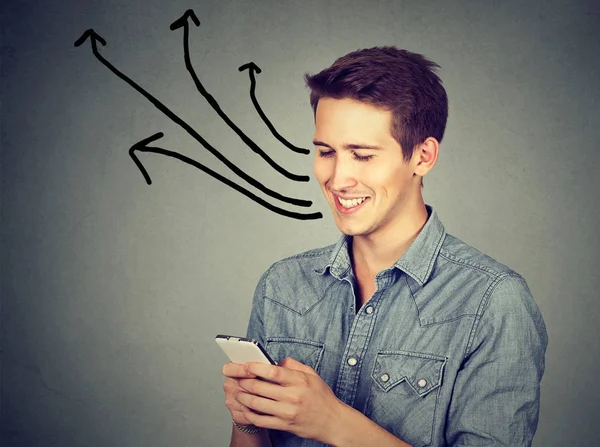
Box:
[338,197,367,208]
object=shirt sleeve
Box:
[445,274,548,446]
[246,268,269,348]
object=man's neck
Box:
[351,202,429,277]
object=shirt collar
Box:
[313,234,352,280]
[316,206,446,286]
[393,206,446,285]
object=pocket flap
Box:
[372,351,446,397]
[266,338,324,371]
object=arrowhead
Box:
[129,132,164,185]
[170,9,200,31]
[74,29,107,48]
[131,132,165,150]
[239,62,262,75]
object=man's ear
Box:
[413,137,439,177]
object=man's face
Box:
[313,97,420,238]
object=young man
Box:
[222,47,547,447]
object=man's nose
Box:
[329,156,357,191]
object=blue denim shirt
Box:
[247,208,547,447]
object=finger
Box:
[231,406,254,426]
[278,357,318,376]
[222,377,239,393]
[242,405,288,431]
[226,395,246,414]
[223,380,245,408]
[223,381,256,426]
[244,362,304,385]
[238,377,291,402]
[222,362,257,378]
[237,390,296,420]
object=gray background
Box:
[2,0,599,445]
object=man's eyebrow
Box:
[312,140,382,150]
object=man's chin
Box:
[329,206,374,236]
[333,220,367,237]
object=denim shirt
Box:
[247,208,548,447]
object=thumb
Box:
[279,357,317,376]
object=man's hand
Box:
[227,357,346,443]
[222,362,259,427]
[223,358,413,447]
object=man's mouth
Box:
[332,194,371,215]
[337,196,368,209]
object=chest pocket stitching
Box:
[372,351,447,397]
[264,280,338,315]
[266,338,325,372]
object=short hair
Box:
[305,46,448,161]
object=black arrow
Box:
[74,29,107,50]
[129,133,322,220]
[239,62,310,155]
[170,10,310,181]
[74,29,312,208]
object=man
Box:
[222,46,547,447]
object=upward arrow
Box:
[239,63,310,155]
[239,62,262,76]
[74,29,107,53]
[169,9,310,181]
[73,26,312,208]
[169,9,200,31]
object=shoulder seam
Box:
[259,243,338,294]
[438,247,515,278]
[272,243,337,265]
[463,273,525,360]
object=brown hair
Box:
[305,46,448,161]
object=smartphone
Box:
[215,334,276,365]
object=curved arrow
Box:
[74,29,312,208]
[239,62,310,155]
[129,133,322,220]
[170,10,310,181]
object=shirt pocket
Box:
[266,337,325,373]
[365,351,447,447]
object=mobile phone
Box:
[215,334,276,365]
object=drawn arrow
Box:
[239,62,310,155]
[74,29,312,208]
[129,133,322,220]
[170,10,310,181]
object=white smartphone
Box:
[215,334,276,365]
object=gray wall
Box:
[2,0,599,445]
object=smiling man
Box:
[222,47,547,447]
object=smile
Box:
[338,196,367,208]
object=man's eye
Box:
[318,150,335,158]
[353,152,374,161]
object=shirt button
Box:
[365,306,374,314]
[347,357,358,366]
[417,379,427,388]
[380,373,390,382]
